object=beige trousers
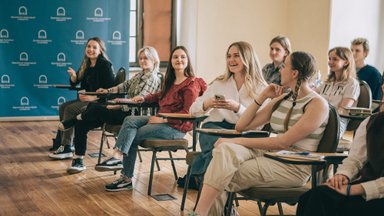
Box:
[203,142,312,215]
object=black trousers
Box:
[297,185,384,216]
[74,103,130,156]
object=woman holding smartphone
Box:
[186,41,268,189]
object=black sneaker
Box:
[58,118,77,131]
[95,157,123,171]
[105,176,132,192]
[67,158,86,174]
[48,145,73,159]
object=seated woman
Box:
[316,47,360,137]
[192,51,329,216]
[262,35,292,85]
[297,84,384,216]
[187,41,267,188]
[50,37,115,151]
[99,46,207,191]
[50,46,162,173]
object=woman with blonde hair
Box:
[184,41,267,188]
[191,51,329,216]
[316,47,360,137]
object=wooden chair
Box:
[225,104,340,216]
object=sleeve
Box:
[138,75,161,97]
[167,85,201,127]
[361,177,384,201]
[189,82,216,115]
[100,62,115,89]
[336,117,369,179]
[343,78,360,102]
[117,78,132,93]
[144,91,161,103]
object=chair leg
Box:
[277,202,284,216]
[155,158,160,171]
[193,176,204,211]
[168,151,178,180]
[180,165,192,211]
[137,149,143,162]
[147,150,157,195]
[97,129,106,165]
[225,192,235,216]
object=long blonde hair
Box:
[326,47,356,82]
[78,37,109,80]
[216,41,267,99]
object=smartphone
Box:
[215,94,225,100]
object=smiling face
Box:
[138,52,154,72]
[226,45,245,74]
[171,48,188,72]
[85,40,102,61]
[269,42,287,65]
[328,50,348,74]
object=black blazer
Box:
[70,55,115,91]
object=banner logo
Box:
[0,29,14,44]
[108,31,126,45]
[13,96,37,111]
[57,96,66,105]
[12,52,37,66]
[0,74,15,89]
[11,6,36,21]
[34,74,53,89]
[71,30,87,45]
[51,96,66,109]
[33,29,52,44]
[87,7,111,22]
[51,52,72,67]
[51,6,72,22]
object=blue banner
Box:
[0,0,130,120]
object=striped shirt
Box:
[270,91,328,152]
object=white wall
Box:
[329,0,383,72]
[179,0,332,83]
[179,0,382,83]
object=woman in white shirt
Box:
[186,41,267,188]
[297,84,384,216]
[316,47,360,137]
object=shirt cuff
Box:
[361,181,379,201]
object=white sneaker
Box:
[48,145,73,159]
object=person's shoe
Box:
[95,157,123,171]
[48,145,73,159]
[105,176,132,192]
[70,144,75,152]
[58,118,77,131]
[49,138,61,151]
[67,158,86,174]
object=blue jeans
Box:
[115,116,185,178]
[190,121,235,175]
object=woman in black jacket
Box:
[50,37,115,155]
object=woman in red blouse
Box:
[100,46,207,191]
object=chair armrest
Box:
[264,152,325,165]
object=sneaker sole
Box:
[95,165,123,172]
[48,153,74,160]
[67,167,86,174]
[105,186,132,192]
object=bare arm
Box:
[218,96,328,150]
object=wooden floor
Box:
[0,121,297,216]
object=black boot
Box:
[49,132,62,151]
